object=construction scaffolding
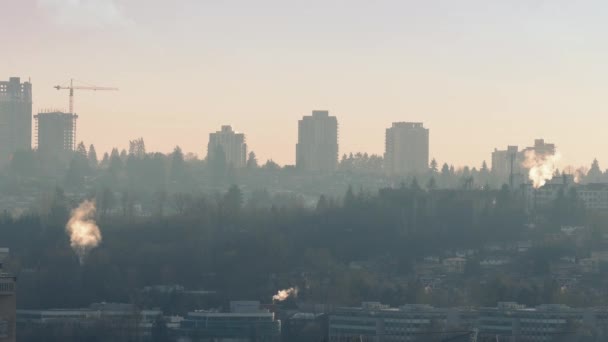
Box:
[34,110,78,156]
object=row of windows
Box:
[0,282,14,292]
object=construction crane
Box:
[54,79,118,114]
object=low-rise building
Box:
[328,302,469,341]
[178,301,281,341]
[0,248,15,342]
[478,302,604,342]
[442,257,466,274]
[17,303,162,338]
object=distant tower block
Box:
[296,110,339,172]
[34,111,78,157]
[0,77,33,168]
[384,122,429,175]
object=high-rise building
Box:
[0,248,16,342]
[491,145,522,186]
[296,110,338,172]
[0,77,32,168]
[34,111,78,157]
[207,125,247,168]
[492,139,556,187]
[384,122,429,175]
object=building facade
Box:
[492,139,556,187]
[0,77,32,168]
[178,301,281,341]
[478,302,590,342]
[207,125,247,168]
[328,302,473,342]
[329,302,608,341]
[491,145,522,187]
[0,249,16,342]
[34,111,78,157]
[384,122,429,175]
[17,303,162,340]
[296,110,338,172]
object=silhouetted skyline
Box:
[3,1,608,167]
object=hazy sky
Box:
[3,0,608,168]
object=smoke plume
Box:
[272,287,298,302]
[66,200,102,264]
[523,150,561,189]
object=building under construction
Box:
[0,77,32,168]
[34,111,78,157]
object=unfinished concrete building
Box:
[0,77,32,168]
[34,111,78,158]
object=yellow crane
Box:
[54,79,118,114]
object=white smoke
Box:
[272,287,298,302]
[523,150,561,189]
[66,200,102,264]
[37,0,133,29]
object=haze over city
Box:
[3,0,608,166]
[6,2,608,342]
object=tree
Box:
[262,159,280,171]
[76,141,87,157]
[246,151,258,169]
[410,177,421,191]
[587,159,602,183]
[481,160,489,173]
[88,144,98,168]
[223,185,243,214]
[100,152,110,168]
[316,195,329,212]
[430,158,438,173]
[344,185,355,206]
[65,152,89,187]
[129,137,146,158]
[98,187,115,217]
[109,148,123,175]
[170,146,185,181]
[426,176,437,191]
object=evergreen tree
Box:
[76,141,87,157]
[587,159,602,183]
[88,144,98,167]
[246,151,258,169]
[430,158,438,173]
[170,146,185,180]
[344,185,355,206]
[426,176,437,191]
[223,185,243,213]
[100,152,110,168]
[109,148,123,175]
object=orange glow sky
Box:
[3,1,608,168]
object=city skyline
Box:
[3,1,608,167]
[0,77,599,173]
